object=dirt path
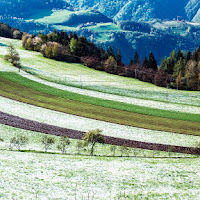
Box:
[0,111,198,155]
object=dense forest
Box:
[21,30,200,91]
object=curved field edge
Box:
[0,78,200,135]
[0,72,199,124]
[20,72,200,115]
[1,95,200,147]
[35,71,200,107]
[0,111,199,155]
[0,37,199,107]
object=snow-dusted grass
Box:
[0,96,200,148]
[0,123,190,158]
[20,71,200,114]
[0,150,199,199]
[0,37,199,107]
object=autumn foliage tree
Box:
[83,129,105,156]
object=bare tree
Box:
[9,135,29,151]
[76,140,84,154]
[41,135,55,152]
[110,145,117,156]
[57,136,70,154]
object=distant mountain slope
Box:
[2,0,200,64]
[2,0,200,22]
[65,0,200,22]
[0,0,72,18]
[186,0,200,22]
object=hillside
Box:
[0,0,72,18]
[65,0,200,22]
[0,37,200,199]
[1,0,200,64]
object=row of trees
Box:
[6,129,104,156]
[22,31,166,86]
[161,49,200,90]
[1,133,192,157]
[21,30,199,90]
[22,31,110,63]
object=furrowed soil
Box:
[0,111,199,155]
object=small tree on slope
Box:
[83,129,105,156]
[41,135,55,152]
[57,136,70,154]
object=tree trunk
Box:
[90,143,95,156]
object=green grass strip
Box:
[0,74,200,135]
[1,72,200,123]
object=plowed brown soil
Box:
[0,111,199,155]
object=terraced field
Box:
[0,72,199,136]
[1,37,200,107]
[0,37,200,199]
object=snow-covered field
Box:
[0,150,200,199]
[0,96,200,148]
[20,72,200,114]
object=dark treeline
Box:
[22,30,168,87]
[0,22,22,39]
[22,30,199,91]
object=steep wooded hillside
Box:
[65,0,200,22]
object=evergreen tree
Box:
[148,52,157,70]
[173,58,186,78]
[99,47,108,60]
[177,49,185,61]
[192,50,199,62]
[164,50,176,74]
[142,56,148,68]
[116,48,122,65]
[133,51,140,64]
[186,51,192,62]
[130,59,133,65]
[107,46,115,58]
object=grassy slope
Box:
[87,23,121,32]
[33,10,72,24]
[0,149,199,199]
[0,37,199,107]
[0,74,200,136]
[0,124,198,199]
[1,72,199,123]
